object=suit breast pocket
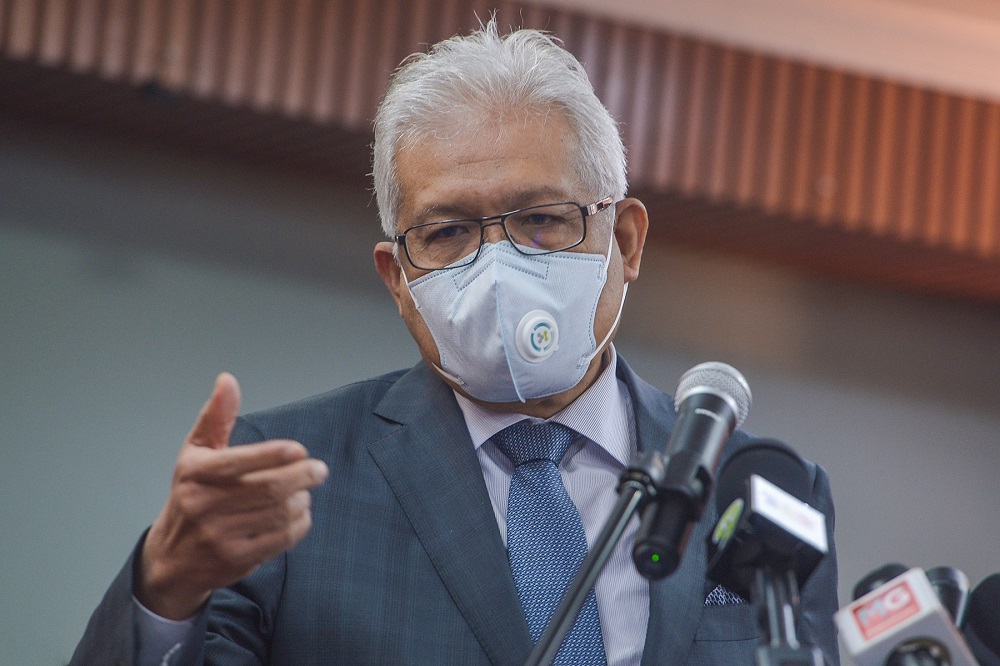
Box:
[694,603,759,642]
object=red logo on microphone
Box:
[852,580,921,641]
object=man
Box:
[72,21,839,665]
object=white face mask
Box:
[403,233,627,403]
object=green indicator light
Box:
[651,553,660,563]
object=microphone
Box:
[854,563,911,600]
[925,566,971,629]
[632,361,751,579]
[835,566,978,666]
[704,439,828,665]
[705,439,828,600]
[967,573,1000,664]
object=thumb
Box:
[186,372,241,449]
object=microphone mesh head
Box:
[675,361,752,428]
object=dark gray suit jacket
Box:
[72,358,840,665]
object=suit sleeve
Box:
[797,462,840,666]
[69,536,142,666]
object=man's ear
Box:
[613,198,648,283]
[374,241,405,315]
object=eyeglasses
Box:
[394,197,614,271]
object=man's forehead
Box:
[392,104,577,170]
[392,111,588,224]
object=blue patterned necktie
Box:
[493,421,607,665]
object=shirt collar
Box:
[453,344,633,467]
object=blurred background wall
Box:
[2,1,999,663]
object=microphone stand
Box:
[523,452,665,666]
[753,566,824,666]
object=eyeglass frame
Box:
[393,196,616,271]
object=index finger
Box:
[187,439,310,482]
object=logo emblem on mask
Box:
[516,310,559,362]
[532,325,552,351]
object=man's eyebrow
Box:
[414,203,473,222]
[413,187,579,222]
[505,187,578,208]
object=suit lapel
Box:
[617,360,709,665]
[366,363,532,666]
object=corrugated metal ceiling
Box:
[2,0,999,302]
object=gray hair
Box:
[372,19,627,237]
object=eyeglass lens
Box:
[405,202,585,269]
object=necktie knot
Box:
[493,421,578,468]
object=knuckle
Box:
[173,456,196,482]
[260,475,285,500]
[197,520,223,550]
[216,536,253,571]
[214,545,242,571]
[288,489,311,513]
[178,449,225,484]
[174,490,203,519]
[213,456,237,479]
[276,499,296,525]
[286,518,307,546]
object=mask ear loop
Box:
[395,246,425,310]
[599,204,617,280]
[580,205,628,368]
[578,282,628,369]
